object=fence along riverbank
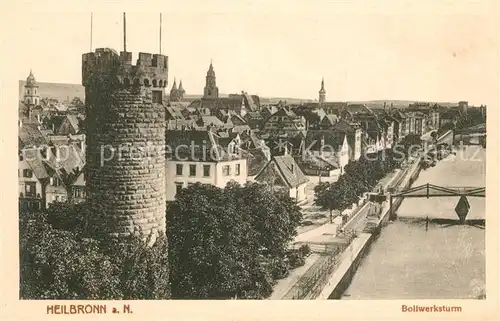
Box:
[315,129,454,299]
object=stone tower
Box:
[203,62,219,100]
[82,48,168,238]
[318,78,326,104]
[24,70,40,106]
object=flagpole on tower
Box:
[123,12,127,52]
[159,13,162,54]
[90,12,93,52]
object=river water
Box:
[342,146,486,299]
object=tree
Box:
[20,210,122,299]
[167,182,302,299]
[71,96,85,112]
[314,182,343,223]
[20,201,171,300]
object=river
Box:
[342,146,486,299]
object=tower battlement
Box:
[82,48,168,89]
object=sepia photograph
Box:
[1,1,499,320]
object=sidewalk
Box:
[317,233,372,299]
[268,253,321,300]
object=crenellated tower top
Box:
[82,48,168,89]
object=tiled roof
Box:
[243,93,258,111]
[245,111,263,120]
[166,106,185,120]
[197,115,224,127]
[305,130,345,151]
[294,154,339,172]
[332,119,357,132]
[66,115,80,132]
[45,144,85,176]
[346,104,373,115]
[232,125,251,133]
[166,130,228,161]
[239,148,270,176]
[323,114,339,125]
[272,155,309,188]
[19,124,48,149]
[23,148,51,180]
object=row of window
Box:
[20,169,63,186]
[175,164,241,177]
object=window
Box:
[203,165,211,177]
[52,177,62,187]
[222,165,231,176]
[25,182,36,198]
[152,90,163,104]
[235,164,241,176]
[189,164,196,177]
[176,164,183,176]
[23,169,33,178]
[175,183,183,195]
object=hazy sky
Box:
[3,0,498,105]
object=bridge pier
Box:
[388,194,397,220]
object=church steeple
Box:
[24,69,40,106]
[319,77,326,104]
[203,61,219,100]
[178,79,185,94]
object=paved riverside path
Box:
[316,233,372,299]
[268,253,321,300]
[269,168,404,299]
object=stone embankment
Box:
[315,130,454,299]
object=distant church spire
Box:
[24,70,39,106]
[178,79,185,93]
[203,61,219,100]
[319,77,326,104]
[169,78,185,102]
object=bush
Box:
[267,257,290,280]
[298,244,311,257]
[19,204,170,300]
[286,250,306,269]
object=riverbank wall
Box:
[317,130,453,300]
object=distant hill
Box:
[17,81,467,108]
[19,81,85,102]
[350,100,459,109]
[267,97,316,104]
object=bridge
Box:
[388,183,485,223]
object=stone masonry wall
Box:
[83,49,167,238]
